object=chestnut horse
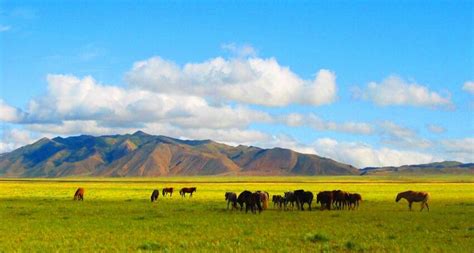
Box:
[180,187,197,197]
[73,188,84,201]
[396,191,430,211]
[162,187,174,197]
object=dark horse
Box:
[180,187,197,197]
[316,191,333,210]
[347,193,362,210]
[151,189,159,202]
[294,189,313,211]
[162,187,174,197]
[332,190,349,210]
[284,191,296,210]
[225,192,238,210]
[73,188,84,201]
[237,190,262,214]
[396,191,430,211]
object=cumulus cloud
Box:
[354,75,453,109]
[23,74,271,129]
[462,81,474,94]
[279,113,374,135]
[126,56,337,106]
[221,43,257,58]
[312,138,438,168]
[0,100,24,123]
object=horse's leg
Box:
[420,202,424,211]
[425,202,429,212]
[408,201,412,211]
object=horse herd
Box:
[73,187,431,213]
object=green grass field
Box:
[1,175,473,252]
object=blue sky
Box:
[0,1,473,167]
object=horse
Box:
[396,191,430,211]
[294,189,313,211]
[150,189,159,202]
[237,190,262,214]
[225,192,238,210]
[162,187,174,197]
[272,195,284,209]
[316,191,333,210]
[180,187,197,197]
[332,190,349,210]
[283,191,296,210]
[256,191,269,210]
[73,188,85,201]
[347,193,362,210]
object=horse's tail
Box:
[262,199,268,209]
[424,192,430,202]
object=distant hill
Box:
[360,161,474,175]
[0,131,358,177]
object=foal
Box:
[396,191,430,211]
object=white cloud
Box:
[355,75,453,109]
[279,113,374,135]
[312,138,438,168]
[0,25,11,32]
[462,81,474,94]
[24,74,270,129]
[441,138,474,163]
[126,56,337,106]
[426,124,445,134]
[0,129,37,153]
[0,100,24,122]
[379,121,432,149]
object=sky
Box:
[0,1,473,168]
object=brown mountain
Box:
[0,131,359,177]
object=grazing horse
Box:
[316,191,333,210]
[347,193,362,210]
[150,189,159,202]
[332,190,349,210]
[256,191,269,210]
[73,188,85,201]
[162,187,174,197]
[237,191,262,214]
[180,187,197,197]
[294,189,313,211]
[284,191,296,210]
[225,192,238,210]
[396,191,430,211]
[272,195,284,209]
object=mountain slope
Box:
[360,161,474,175]
[0,131,359,177]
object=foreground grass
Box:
[0,176,473,252]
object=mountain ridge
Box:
[0,132,359,177]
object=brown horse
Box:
[162,187,174,197]
[396,191,430,211]
[151,189,159,202]
[180,187,197,197]
[73,188,84,201]
[347,193,362,210]
[256,191,269,210]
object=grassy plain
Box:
[0,175,473,252]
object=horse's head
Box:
[225,192,230,200]
[395,193,402,202]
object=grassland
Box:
[0,175,473,252]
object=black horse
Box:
[237,190,262,214]
[225,192,238,210]
[284,191,296,210]
[150,189,159,202]
[294,189,313,211]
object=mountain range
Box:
[0,131,359,177]
[360,161,474,175]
